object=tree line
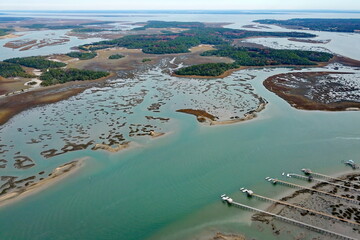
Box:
[4,56,66,69]
[40,68,109,86]
[67,52,97,60]
[175,46,333,76]
[79,21,316,55]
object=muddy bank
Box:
[176,109,217,121]
[288,38,331,44]
[0,76,33,96]
[0,77,111,125]
[92,142,131,153]
[150,131,165,138]
[263,71,360,111]
[177,101,267,126]
[212,232,245,240]
[331,55,360,67]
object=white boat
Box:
[301,168,312,175]
[344,160,357,169]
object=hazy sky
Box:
[1,0,360,11]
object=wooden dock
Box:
[287,173,360,193]
[222,197,356,240]
[308,171,360,189]
[267,178,360,205]
[244,191,360,227]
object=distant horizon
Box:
[1,9,360,13]
[1,0,359,11]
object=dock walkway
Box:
[225,198,356,240]
[288,173,360,193]
[248,192,360,227]
[268,178,360,205]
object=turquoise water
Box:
[1,12,360,240]
[1,67,360,240]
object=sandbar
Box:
[176,101,267,126]
[92,141,131,153]
[0,158,86,207]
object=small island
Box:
[108,54,124,59]
[263,71,360,111]
[79,20,316,54]
[66,51,97,60]
[175,46,333,77]
[254,18,360,33]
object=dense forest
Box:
[108,54,124,59]
[40,68,109,86]
[175,46,333,76]
[67,52,97,60]
[175,62,238,76]
[79,21,316,54]
[0,28,11,36]
[4,56,66,69]
[81,34,206,54]
[0,62,34,78]
[254,19,360,33]
[201,46,333,65]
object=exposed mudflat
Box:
[264,71,360,111]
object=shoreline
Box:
[176,101,267,126]
[288,38,331,44]
[0,43,228,126]
[172,60,332,80]
[92,141,132,153]
[252,170,360,238]
[0,33,23,40]
[263,71,360,111]
[0,158,86,208]
[0,72,116,126]
[172,54,360,80]
[1,50,359,128]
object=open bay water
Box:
[0,11,360,240]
